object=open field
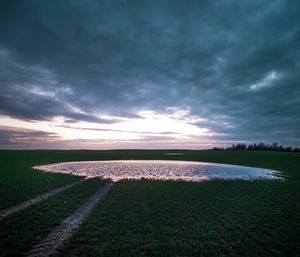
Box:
[0,178,109,256]
[0,150,129,209]
[0,150,299,256]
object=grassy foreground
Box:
[0,178,108,257]
[0,150,299,256]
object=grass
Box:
[0,178,108,257]
[57,178,299,256]
[0,150,299,256]
[0,150,129,209]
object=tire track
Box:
[0,178,86,221]
[28,181,114,257]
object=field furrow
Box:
[0,178,109,257]
[28,181,113,257]
[0,178,86,221]
[56,179,300,257]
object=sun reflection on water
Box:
[34,160,283,182]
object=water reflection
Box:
[34,160,283,182]
[165,153,185,155]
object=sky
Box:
[0,0,299,149]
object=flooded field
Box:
[34,160,283,182]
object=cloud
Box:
[0,0,299,148]
[0,126,62,148]
[0,48,118,123]
[249,71,279,90]
[0,126,207,150]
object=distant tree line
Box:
[213,142,300,152]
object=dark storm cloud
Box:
[0,50,117,123]
[0,0,299,146]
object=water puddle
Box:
[34,160,283,182]
[165,153,185,155]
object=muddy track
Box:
[0,178,86,221]
[28,181,114,257]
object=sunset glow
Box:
[0,108,216,148]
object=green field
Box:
[0,150,299,256]
[0,178,108,256]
